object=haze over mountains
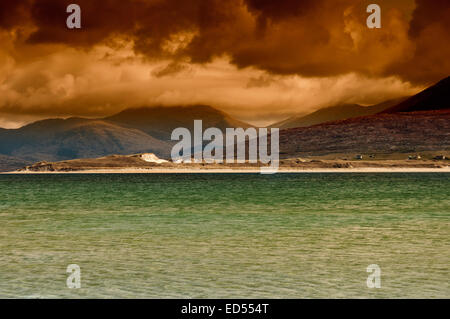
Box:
[273,76,450,130]
[0,76,449,171]
[279,76,450,156]
[272,98,407,129]
[106,105,251,141]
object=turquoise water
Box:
[0,173,449,298]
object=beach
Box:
[4,167,450,174]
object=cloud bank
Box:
[0,0,448,126]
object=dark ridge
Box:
[382,76,450,113]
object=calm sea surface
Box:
[0,173,448,298]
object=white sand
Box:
[3,167,450,174]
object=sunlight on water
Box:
[0,173,449,298]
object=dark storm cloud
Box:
[0,0,449,83]
[244,0,318,30]
[390,0,450,83]
[0,0,31,28]
[409,0,450,37]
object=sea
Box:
[0,173,448,298]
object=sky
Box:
[0,0,449,128]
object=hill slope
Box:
[0,155,32,172]
[0,105,251,170]
[279,110,450,156]
[272,98,405,129]
[0,118,170,163]
[382,76,450,113]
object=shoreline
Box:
[3,167,450,174]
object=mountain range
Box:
[0,76,449,171]
[278,76,450,156]
[272,98,406,129]
[0,105,252,170]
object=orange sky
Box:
[0,0,449,128]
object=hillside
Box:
[0,105,252,171]
[277,76,450,156]
[0,118,170,163]
[272,98,405,129]
[0,155,31,172]
[279,110,450,157]
[382,76,450,113]
[105,105,251,140]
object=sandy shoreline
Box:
[3,167,450,174]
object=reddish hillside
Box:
[279,110,450,156]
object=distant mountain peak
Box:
[105,104,251,140]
